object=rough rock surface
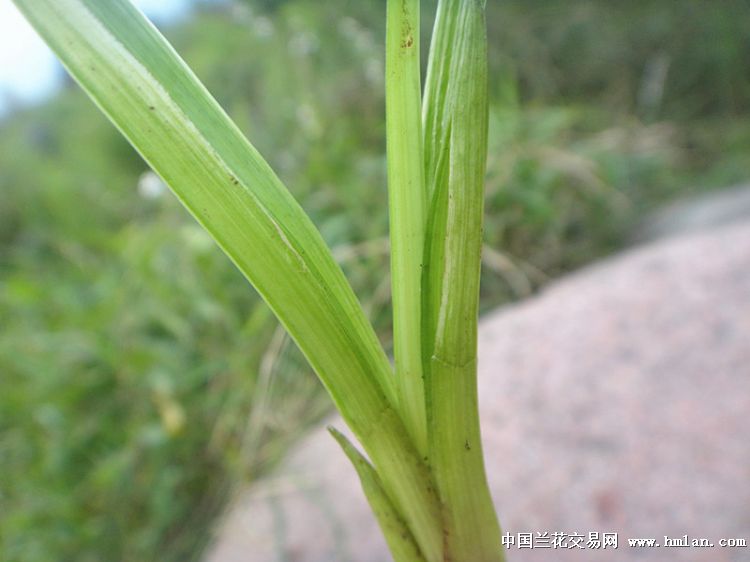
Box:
[206,220,750,562]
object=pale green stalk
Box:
[386,0,429,457]
[12,0,443,555]
[422,1,504,561]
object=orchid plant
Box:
[14,0,503,560]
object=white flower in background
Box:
[338,16,374,53]
[137,170,166,199]
[288,31,319,57]
[364,57,383,86]
[253,16,274,39]
[180,224,213,254]
[337,17,359,39]
[229,3,252,21]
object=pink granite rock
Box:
[206,220,750,562]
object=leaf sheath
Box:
[422,1,504,561]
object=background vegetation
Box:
[1,0,748,560]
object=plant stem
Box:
[385,0,429,457]
[423,1,505,561]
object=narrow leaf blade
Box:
[329,427,427,562]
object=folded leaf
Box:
[422,1,504,561]
[329,427,427,562]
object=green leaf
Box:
[422,0,457,202]
[329,427,427,562]
[13,0,443,555]
[385,0,428,456]
[422,2,504,561]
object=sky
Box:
[0,0,193,116]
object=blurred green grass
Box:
[1,1,749,561]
